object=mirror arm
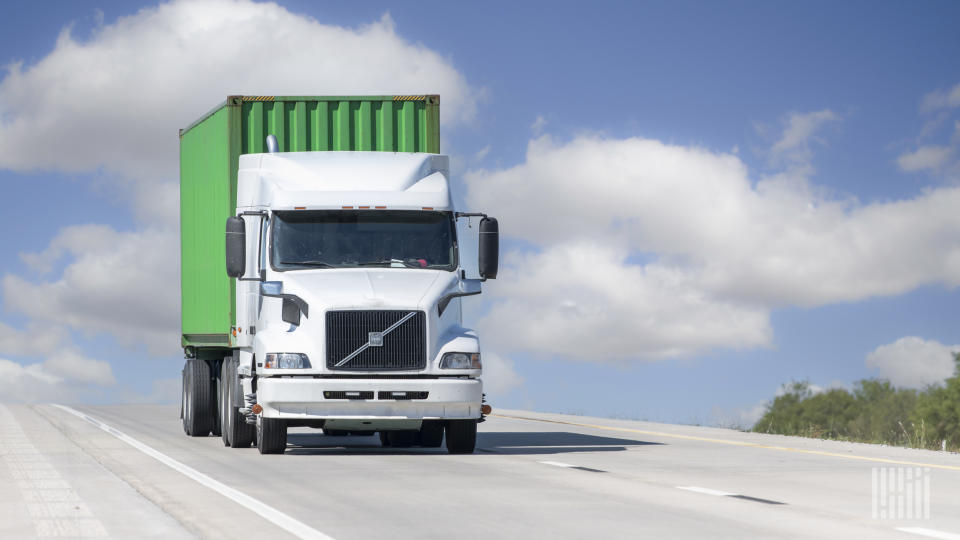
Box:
[437,290,481,317]
[262,292,309,318]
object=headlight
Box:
[440,352,481,369]
[264,353,311,369]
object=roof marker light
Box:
[422,207,434,210]
[375,206,387,209]
[342,206,353,209]
[294,206,306,210]
[359,206,370,209]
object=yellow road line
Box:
[491,413,960,472]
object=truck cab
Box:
[216,147,497,454]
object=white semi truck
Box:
[179,96,497,455]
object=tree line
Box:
[753,353,960,451]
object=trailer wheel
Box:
[419,421,444,448]
[211,361,221,438]
[220,361,231,446]
[182,359,213,437]
[225,359,255,448]
[445,420,477,454]
[257,416,287,454]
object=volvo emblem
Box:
[368,332,384,347]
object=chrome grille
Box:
[326,310,426,371]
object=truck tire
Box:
[182,359,213,437]
[224,359,255,448]
[387,430,416,448]
[257,416,287,454]
[445,420,477,454]
[210,360,221,438]
[220,361,231,446]
[418,421,444,448]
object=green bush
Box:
[753,353,959,451]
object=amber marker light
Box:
[375,206,387,209]
[294,206,306,210]
[342,206,353,209]
[481,404,492,415]
[422,207,434,210]
[251,404,263,415]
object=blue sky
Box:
[0,0,958,425]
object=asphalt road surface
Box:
[2,403,959,539]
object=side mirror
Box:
[478,217,499,280]
[225,216,246,278]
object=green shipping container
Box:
[179,95,441,348]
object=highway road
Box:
[2,403,959,539]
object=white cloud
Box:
[0,0,477,182]
[480,352,523,398]
[0,323,116,386]
[3,225,179,356]
[480,242,770,360]
[866,336,959,389]
[465,134,960,361]
[531,115,548,136]
[0,358,64,403]
[0,0,481,372]
[769,109,838,165]
[897,145,953,172]
[920,82,960,113]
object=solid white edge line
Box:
[537,460,575,468]
[52,404,335,540]
[676,486,736,497]
[896,527,960,540]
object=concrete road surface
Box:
[1,403,959,539]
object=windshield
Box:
[271,210,457,271]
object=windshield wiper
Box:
[280,260,336,268]
[355,259,415,267]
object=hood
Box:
[277,268,458,312]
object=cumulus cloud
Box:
[0,358,65,403]
[0,0,480,372]
[466,134,960,361]
[920,82,960,113]
[898,145,954,172]
[900,82,960,180]
[769,109,838,166]
[866,336,959,389]
[0,322,115,395]
[0,0,478,184]
[3,225,179,356]
[480,352,523,398]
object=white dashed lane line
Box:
[676,485,786,505]
[536,460,606,473]
[896,527,960,540]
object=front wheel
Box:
[256,416,287,454]
[445,420,477,454]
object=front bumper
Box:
[256,377,482,420]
